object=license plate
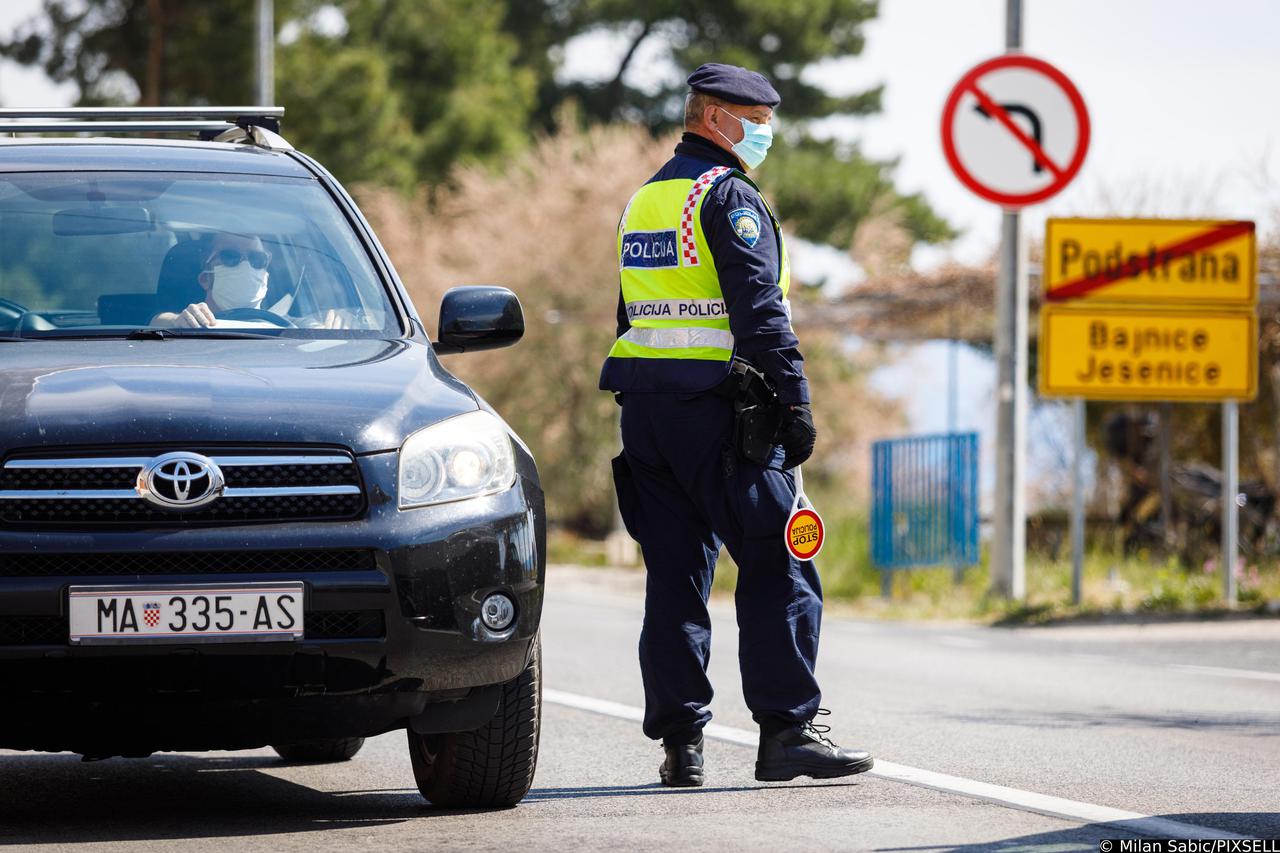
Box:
[68,583,305,645]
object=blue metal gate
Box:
[871,432,980,569]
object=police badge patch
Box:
[728,207,762,248]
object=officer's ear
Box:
[705,103,743,144]
[702,102,722,132]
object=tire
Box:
[272,737,365,763]
[407,636,541,809]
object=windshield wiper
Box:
[2,328,284,342]
[124,328,280,340]
[168,329,281,339]
[124,328,175,340]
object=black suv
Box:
[0,108,544,808]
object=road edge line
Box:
[544,688,1248,841]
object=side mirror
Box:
[433,286,524,355]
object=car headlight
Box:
[398,411,516,509]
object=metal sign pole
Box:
[1005,0,1022,48]
[1222,400,1239,605]
[1159,402,1173,545]
[255,0,275,105]
[1070,398,1085,604]
[991,0,1027,601]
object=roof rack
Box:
[0,107,291,151]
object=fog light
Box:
[480,593,516,631]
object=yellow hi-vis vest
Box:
[606,165,791,374]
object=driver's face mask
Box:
[209,259,269,310]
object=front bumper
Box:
[0,449,546,753]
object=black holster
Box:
[719,358,783,466]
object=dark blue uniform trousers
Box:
[612,391,823,742]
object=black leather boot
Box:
[755,710,873,782]
[659,733,705,787]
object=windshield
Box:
[0,171,401,338]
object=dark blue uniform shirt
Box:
[603,133,810,405]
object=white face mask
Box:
[713,106,774,170]
[210,263,268,310]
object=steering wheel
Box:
[215,307,296,328]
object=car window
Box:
[0,171,401,337]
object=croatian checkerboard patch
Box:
[728,207,762,248]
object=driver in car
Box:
[150,232,349,329]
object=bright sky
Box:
[0,0,77,107]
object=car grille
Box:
[306,610,386,640]
[0,550,377,577]
[0,450,365,526]
[0,615,66,645]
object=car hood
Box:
[0,338,478,455]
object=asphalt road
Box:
[1,565,1277,850]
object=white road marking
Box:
[544,688,1249,841]
[1061,654,1280,685]
[1164,663,1280,684]
[547,690,644,724]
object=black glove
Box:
[778,404,816,469]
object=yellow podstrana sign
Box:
[1044,218,1256,305]
[1039,306,1256,401]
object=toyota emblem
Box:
[137,452,225,510]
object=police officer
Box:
[601,63,873,787]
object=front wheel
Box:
[407,636,542,808]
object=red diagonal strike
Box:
[966,82,1065,181]
[1046,220,1255,301]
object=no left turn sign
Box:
[941,54,1090,208]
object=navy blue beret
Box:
[687,63,780,108]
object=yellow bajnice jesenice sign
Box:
[1038,306,1256,401]
[1044,219,1255,305]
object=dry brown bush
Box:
[359,122,901,531]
